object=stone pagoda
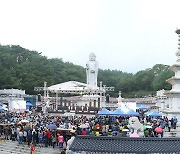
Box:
[164,29,180,121]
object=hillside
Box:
[0,45,174,97]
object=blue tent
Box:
[145,110,162,117]
[111,109,125,116]
[97,108,111,116]
[26,102,33,106]
[46,123,57,130]
[0,106,4,111]
[136,104,149,110]
[126,109,140,116]
[144,110,153,115]
[26,102,33,110]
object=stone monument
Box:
[86,52,99,87]
[164,29,180,122]
[117,91,123,109]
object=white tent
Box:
[9,100,26,112]
[48,81,100,93]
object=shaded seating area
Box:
[97,108,111,116]
[110,109,125,116]
[126,109,140,116]
[144,110,162,117]
[136,104,149,110]
[97,108,140,117]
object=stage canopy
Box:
[48,81,103,94]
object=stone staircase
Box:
[0,140,61,154]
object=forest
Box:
[0,45,174,98]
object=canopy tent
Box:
[0,106,4,111]
[110,109,125,116]
[26,102,33,110]
[48,81,101,93]
[126,109,140,116]
[145,110,162,117]
[97,108,111,116]
[0,105,8,111]
[26,102,33,106]
[136,104,149,110]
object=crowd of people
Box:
[0,110,178,153]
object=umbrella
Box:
[21,119,29,123]
[145,125,152,129]
[130,133,139,138]
[112,131,119,136]
[24,125,31,131]
[46,124,57,130]
[57,127,72,131]
[122,129,129,132]
[79,124,89,129]
[155,127,163,133]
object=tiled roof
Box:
[70,136,180,153]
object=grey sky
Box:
[0,0,180,73]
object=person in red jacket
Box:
[81,128,87,136]
[47,129,52,146]
[30,143,35,154]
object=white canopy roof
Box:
[48,81,101,93]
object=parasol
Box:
[145,125,152,129]
[46,124,57,130]
[155,127,163,133]
[79,124,89,129]
[21,119,29,123]
[23,125,31,131]
[130,133,139,138]
[122,129,129,132]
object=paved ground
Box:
[163,128,180,138]
[0,140,62,154]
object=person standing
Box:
[47,129,52,146]
[30,143,35,154]
[18,130,23,144]
[43,130,48,147]
[58,134,64,148]
[81,128,87,136]
[4,126,9,140]
[173,117,178,129]
[51,134,56,149]
[168,120,171,132]
[27,130,32,146]
[23,130,27,143]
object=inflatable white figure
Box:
[128,117,144,137]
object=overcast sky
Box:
[0,0,180,73]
